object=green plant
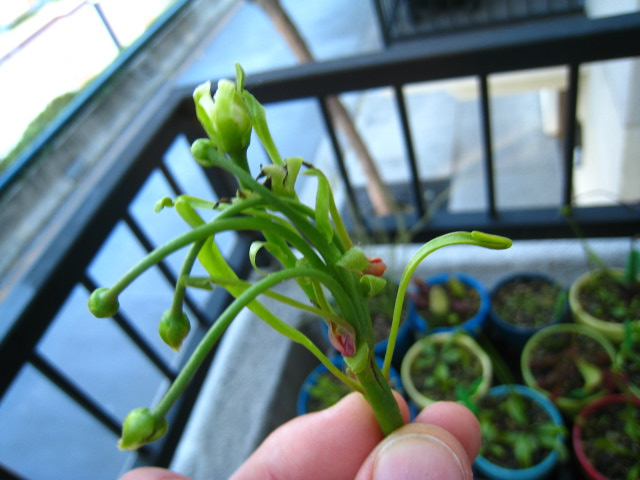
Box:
[306,374,353,412]
[565,210,640,325]
[87,64,512,450]
[576,395,640,480]
[401,330,492,408]
[410,275,480,328]
[478,388,566,469]
[613,320,640,396]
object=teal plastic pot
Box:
[410,272,489,337]
[474,384,565,480]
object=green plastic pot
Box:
[521,323,616,415]
[569,268,639,343]
[401,331,492,409]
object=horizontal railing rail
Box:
[1,9,639,478]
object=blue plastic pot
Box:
[489,273,567,350]
[297,356,404,416]
[474,384,566,480]
[410,272,489,337]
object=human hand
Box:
[120,392,481,480]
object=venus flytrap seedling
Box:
[88,63,512,450]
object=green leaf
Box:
[193,81,217,141]
[241,90,282,166]
[360,274,387,297]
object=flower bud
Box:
[363,257,387,277]
[159,310,191,351]
[118,407,168,451]
[212,79,252,156]
[87,287,119,318]
[190,138,218,167]
[328,321,356,357]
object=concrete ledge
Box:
[170,237,629,479]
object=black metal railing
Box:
[1,10,639,479]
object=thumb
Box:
[355,423,474,480]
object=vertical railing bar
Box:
[0,462,28,480]
[122,213,210,328]
[317,96,367,230]
[81,275,177,381]
[393,84,425,218]
[29,352,122,436]
[158,162,184,197]
[562,63,580,208]
[372,0,390,46]
[479,74,497,219]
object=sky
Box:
[0,0,175,158]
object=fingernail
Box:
[372,433,467,480]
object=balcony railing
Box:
[372,0,586,45]
[1,10,639,479]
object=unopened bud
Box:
[118,407,168,451]
[212,80,252,156]
[159,310,191,351]
[88,288,119,318]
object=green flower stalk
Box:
[88,63,512,450]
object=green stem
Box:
[350,353,404,435]
[207,153,343,264]
[107,216,324,297]
[383,231,512,377]
[169,238,205,315]
[153,266,364,417]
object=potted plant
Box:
[521,323,616,415]
[565,220,639,343]
[407,272,489,337]
[569,264,640,343]
[86,64,512,450]
[297,356,403,415]
[474,384,566,480]
[488,272,567,351]
[400,330,492,409]
[573,393,640,480]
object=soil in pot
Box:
[411,276,480,330]
[577,269,640,324]
[577,397,640,480]
[492,276,565,329]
